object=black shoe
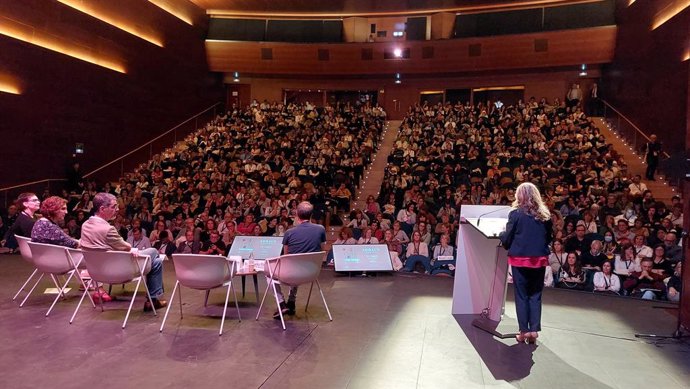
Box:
[286,300,296,315]
[273,302,289,320]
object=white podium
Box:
[452,205,518,338]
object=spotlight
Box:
[393,48,402,58]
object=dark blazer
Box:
[500,208,552,257]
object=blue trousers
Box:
[512,266,545,333]
[139,248,164,299]
[403,255,431,273]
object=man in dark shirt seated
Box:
[200,230,227,256]
[580,240,609,291]
[565,224,589,256]
[623,258,666,299]
[580,240,608,272]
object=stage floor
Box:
[1,254,689,389]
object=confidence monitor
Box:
[333,244,393,272]
[227,236,283,260]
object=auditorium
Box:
[0,0,689,388]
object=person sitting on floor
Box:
[402,231,430,273]
[593,261,620,295]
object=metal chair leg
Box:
[316,280,333,321]
[20,273,44,307]
[12,268,38,301]
[160,281,179,333]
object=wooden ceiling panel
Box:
[191,0,600,17]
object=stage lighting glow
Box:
[0,80,20,95]
[148,0,194,25]
[0,16,126,73]
[651,0,690,30]
[57,0,165,47]
[393,48,403,58]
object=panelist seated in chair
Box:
[31,196,79,249]
[271,201,326,319]
[80,192,167,311]
[402,231,430,273]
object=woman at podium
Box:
[500,182,553,344]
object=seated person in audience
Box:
[430,234,455,276]
[402,231,430,273]
[200,230,227,256]
[149,220,171,246]
[236,214,257,236]
[357,227,379,245]
[415,221,432,245]
[346,210,369,239]
[663,232,683,263]
[580,240,607,272]
[176,229,201,254]
[31,196,79,249]
[650,244,674,277]
[334,227,357,245]
[382,229,403,271]
[623,258,666,299]
[613,219,635,243]
[375,212,391,231]
[391,221,410,245]
[601,231,620,260]
[80,193,165,310]
[153,231,176,258]
[614,243,641,282]
[174,217,197,245]
[199,219,218,242]
[126,227,152,250]
[556,252,586,290]
[369,221,384,241]
[628,175,648,198]
[564,224,589,257]
[632,234,652,261]
[548,239,567,281]
[593,261,620,294]
[666,203,683,229]
[667,262,682,302]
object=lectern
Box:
[452,205,518,338]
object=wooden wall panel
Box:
[0,0,222,188]
[603,3,689,155]
[207,26,617,76]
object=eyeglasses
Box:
[29,198,40,202]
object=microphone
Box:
[477,207,509,226]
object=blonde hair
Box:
[512,182,551,221]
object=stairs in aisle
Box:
[592,117,678,204]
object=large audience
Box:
[1,100,385,258]
[0,96,684,301]
[364,97,683,299]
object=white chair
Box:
[160,254,241,336]
[71,250,155,329]
[12,236,38,302]
[256,251,332,330]
[24,242,93,316]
